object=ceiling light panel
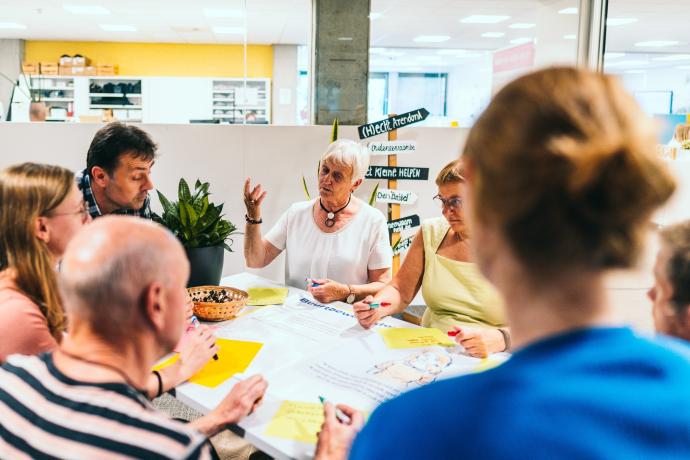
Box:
[0,22,27,29]
[64,4,111,15]
[461,15,510,24]
[509,23,535,29]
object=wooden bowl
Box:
[187,285,248,321]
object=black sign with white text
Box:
[365,166,429,181]
[358,108,430,139]
[388,215,421,234]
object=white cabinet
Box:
[212,78,271,123]
[142,77,213,123]
[9,75,271,124]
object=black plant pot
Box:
[186,245,224,287]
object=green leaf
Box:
[192,181,210,201]
[178,178,191,203]
[330,118,339,143]
[301,175,311,200]
[178,201,189,227]
[156,190,175,216]
[195,179,202,189]
[368,183,379,206]
[184,203,198,227]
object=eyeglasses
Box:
[433,194,463,210]
[46,204,90,222]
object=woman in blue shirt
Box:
[315,67,690,460]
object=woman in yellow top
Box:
[353,160,508,357]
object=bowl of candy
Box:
[186,286,248,321]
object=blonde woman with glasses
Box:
[0,163,90,361]
[353,160,508,358]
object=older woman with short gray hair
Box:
[243,139,392,304]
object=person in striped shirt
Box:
[0,216,268,459]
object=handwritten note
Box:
[247,287,289,306]
[379,327,455,349]
[153,339,263,388]
[264,401,324,444]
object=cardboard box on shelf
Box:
[40,62,59,76]
[72,55,89,66]
[22,62,39,75]
[59,65,97,76]
[96,64,118,76]
[58,64,73,76]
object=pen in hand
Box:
[368,302,391,309]
[319,395,352,424]
[190,315,219,361]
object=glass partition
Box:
[368,0,581,126]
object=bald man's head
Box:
[59,216,189,349]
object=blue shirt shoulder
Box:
[350,328,690,460]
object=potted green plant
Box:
[0,72,45,121]
[155,178,239,287]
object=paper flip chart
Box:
[264,401,324,444]
[153,339,263,388]
[247,287,289,306]
[379,327,456,349]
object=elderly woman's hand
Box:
[315,403,364,460]
[353,296,382,329]
[243,178,267,219]
[308,279,349,304]
[451,326,506,358]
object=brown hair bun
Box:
[463,67,675,274]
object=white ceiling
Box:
[0,0,688,54]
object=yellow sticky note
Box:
[246,287,289,306]
[473,357,504,373]
[153,339,263,388]
[379,327,456,349]
[264,401,324,444]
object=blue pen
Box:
[190,315,219,361]
[305,277,321,288]
[318,396,352,424]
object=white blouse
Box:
[265,198,393,289]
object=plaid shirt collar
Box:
[76,169,152,220]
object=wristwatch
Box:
[346,285,356,304]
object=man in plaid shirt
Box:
[77,122,157,219]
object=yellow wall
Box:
[25,41,272,78]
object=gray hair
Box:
[59,234,181,341]
[321,139,370,183]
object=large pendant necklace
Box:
[319,195,351,228]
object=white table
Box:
[175,273,504,459]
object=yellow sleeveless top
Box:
[420,217,505,332]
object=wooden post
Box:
[387,113,400,275]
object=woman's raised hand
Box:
[244,178,267,219]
